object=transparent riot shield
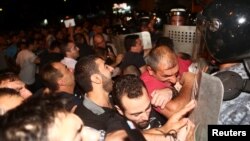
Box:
[163,25,196,55]
[112,31,152,54]
[189,71,224,141]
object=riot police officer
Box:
[198,0,250,124]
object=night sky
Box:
[0,0,138,31]
[0,0,193,32]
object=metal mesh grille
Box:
[164,25,196,55]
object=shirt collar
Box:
[64,57,77,62]
[83,95,105,115]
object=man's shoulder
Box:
[75,104,98,118]
[74,99,117,119]
[140,71,152,80]
[75,104,108,130]
[140,71,163,85]
[219,92,250,125]
[75,103,126,132]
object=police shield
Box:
[163,25,196,55]
[112,31,152,54]
[189,71,223,141]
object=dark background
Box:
[0,0,140,31]
[0,0,206,32]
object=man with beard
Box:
[74,55,195,141]
[113,75,166,130]
[74,55,130,140]
[113,74,195,141]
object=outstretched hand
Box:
[159,100,196,133]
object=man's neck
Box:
[86,90,112,108]
[65,56,76,60]
[57,86,75,94]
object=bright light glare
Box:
[64,0,67,2]
[60,19,64,23]
[113,3,131,14]
[126,17,132,21]
[0,8,3,11]
[156,17,161,23]
[238,17,246,24]
[44,19,48,25]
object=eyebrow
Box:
[131,102,151,116]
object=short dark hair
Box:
[0,88,20,97]
[0,94,70,141]
[112,75,146,111]
[40,62,63,92]
[49,40,61,51]
[122,65,141,76]
[0,72,20,85]
[124,34,139,52]
[74,33,87,45]
[60,40,74,56]
[155,37,174,50]
[74,55,101,93]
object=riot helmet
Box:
[169,8,186,26]
[197,0,250,63]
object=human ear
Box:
[90,74,102,84]
[147,66,154,75]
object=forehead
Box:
[48,112,83,140]
[121,87,150,113]
[68,42,75,48]
[0,95,23,109]
[0,80,25,88]
[157,54,177,69]
[94,35,104,41]
[0,94,23,102]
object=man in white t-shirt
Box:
[16,40,40,88]
[61,40,79,72]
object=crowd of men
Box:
[0,0,250,140]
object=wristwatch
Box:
[98,130,106,141]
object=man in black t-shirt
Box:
[74,55,195,141]
[113,75,166,130]
[74,55,131,140]
[39,40,63,69]
[119,34,146,74]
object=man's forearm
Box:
[142,131,175,141]
[160,78,194,118]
